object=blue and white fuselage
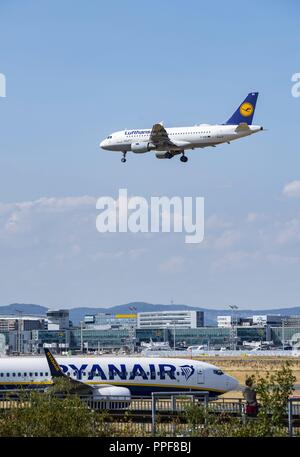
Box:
[0,356,238,398]
[100,92,263,163]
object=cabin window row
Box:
[0,372,49,377]
[128,132,211,136]
[1,370,183,378]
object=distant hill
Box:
[0,302,300,326]
[0,303,48,316]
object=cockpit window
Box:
[107,135,112,139]
[213,369,224,376]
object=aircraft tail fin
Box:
[44,348,65,378]
[225,92,259,125]
[44,347,93,394]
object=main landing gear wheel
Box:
[121,152,127,163]
[180,154,188,163]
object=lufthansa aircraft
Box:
[0,349,238,400]
[100,92,263,163]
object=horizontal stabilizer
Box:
[235,122,251,132]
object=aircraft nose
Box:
[100,140,106,149]
[226,375,239,391]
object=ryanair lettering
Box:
[59,363,181,381]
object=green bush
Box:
[253,361,296,436]
[0,379,109,437]
[0,363,295,437]
[183,362,295,437]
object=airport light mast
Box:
[169,299,176,350]
[166,322,177,351]
[229,305,239,351]
[282,318,287,351]
[128,306,137,353]
[80,320,83,353]
[173,322,176,351]
[15,309,23,354]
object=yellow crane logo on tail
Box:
[239,102,254,117]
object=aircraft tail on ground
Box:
[225,92,259,125]
[44,348,65,378]
[44,348,92,394]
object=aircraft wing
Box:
[149,122,176,148]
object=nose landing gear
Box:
[180,153,188,163]
[121,152,127,163]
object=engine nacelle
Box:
[171,140,191,148]
[91,386,131,410]
[131,141,154,153]
[155,151,174,159]
[92,385,131,399]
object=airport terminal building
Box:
[1,309,300,354]
[0,324,272,354]
[137,310,204,329]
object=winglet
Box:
[44,348,65,378]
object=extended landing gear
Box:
[121,152,127,163]
[180,153,188,163]
[165,152,173,159]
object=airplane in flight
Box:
[0,348,238,401]
[100,92,263,163]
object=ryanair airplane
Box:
[100,92,263,162]
[0,349,238,400]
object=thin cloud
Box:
[282,180,300,198]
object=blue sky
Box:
[0,0,299,310]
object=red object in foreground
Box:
[245,404,258,416]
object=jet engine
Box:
[91,386,131,410]
[171,140,191,148]
[131,142,154,153]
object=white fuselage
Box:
[0,356,238,397]
[100,124,263,153]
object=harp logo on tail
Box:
[179,365,195,381]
